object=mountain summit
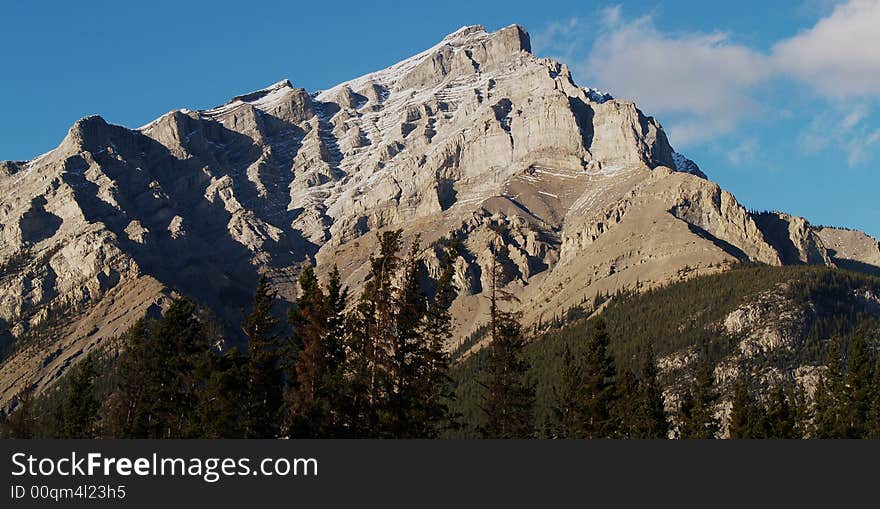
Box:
[1,25,877,405]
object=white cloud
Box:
[535,1,880,158]
[774,0,880,97]
[583,15,771,145]
[727,138,760,167]
[600,4,622,25]
[798,103,880,166]
[531,17,583,64]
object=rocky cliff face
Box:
[1,24,878,406]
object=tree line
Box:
[2,236,879,438]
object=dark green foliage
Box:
[813,334,879,438]
[7,258,880,440]
[677,359,720,439]
[551,345,586,438]
[196,347,248,438]
[842,335,873,436]
[870,356,880,439]
[410,244,457,436]
[580,318,617,438]
[107,299,210,438]
[813,338,846,438]
[242,275,284,438]
[480,242,535,438]
[286,265,331,437]
[332,232,457,437]
[449,264,880,438]
[630,345,669,438]
[0,388,36,438]
[51,354,100,438]
[728,378,762,439]
[764,385,797,438]
[350,230,404,435]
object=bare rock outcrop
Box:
[1,24,877,406]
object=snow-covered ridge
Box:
[314,26,493,102]
[671,151,706,178]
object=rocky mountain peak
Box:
[2,24,879,409]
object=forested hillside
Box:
[3,253,879,439]
[449,264,880,437]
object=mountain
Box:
[448,264,880,437]
[1,24,878,407]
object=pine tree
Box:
[107,319,152,437]
[678,359,719,439]
[1,388,36,438]
[728,377,761,439]
[813,337,845,438]
[196,347,248,438]
[56,355,100,438]
[242,275,284,438]
[321,265,351,435]
[286,265,330,437]
[351,230,404,436]
[412,243,457,437]
[155,298,211,437]
[581,318,617,438]
[385,238,430,437]
[323,265,350,386]
[842,335,873,438]
[765,385,797,438]
[793,382,812,439]
[552,345,586,438]
[480,240,535,438]
[108,300,210,438]
[614,369,640,438]
[633,345,668,438]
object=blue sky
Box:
[2,0,878,236]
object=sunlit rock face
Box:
[1,24,876,405]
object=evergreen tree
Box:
[813,337,846,438]
[633,345,668,438]
[107,319,152,437]
[581,318,617,438]
[385,238,430,437]
[1,388,36,438]
[793,382,812,439]
[242,275,284,438]
[323,266,350,387]
[55,355,100,438]
[156,298,211,438]
[109,301,209,438]
[412,243,457,437]
[678,359,719,439]
[480,241,535,438]
[321,265,352,435]
[287,265,330,437]
[842,335,873,438]
[552,345,586,438]
[196,347,248,438]
[728,377,761,439]
[765,385,797,438]
[350,230,404,436]
[614,369,640,438]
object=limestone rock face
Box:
[0,24,877,405]
[752,212,832,265]
[815,227,880,276]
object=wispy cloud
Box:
[727,138,761,167]
[532,0,880,165]
[798,102,880,166]
[584,14,770,145]
[774,0,880,97]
